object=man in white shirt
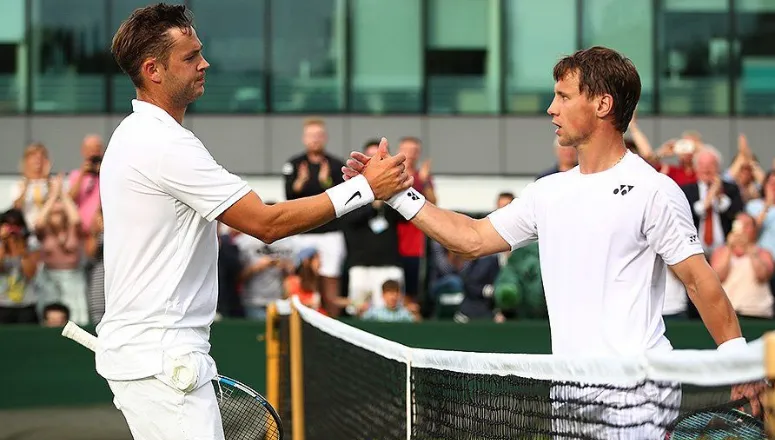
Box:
[343,46,762,437]
[98,4,412,440]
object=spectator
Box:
[67,134,104,235]
[710,213,773,319]
[361,280,416,323]
[343,140,405,314]
[655,131,703,186]
[234,226,297,320]
[284,247,326,315]
[217,226,245,319]
[11,142,53,231]
[429,241,501,323]
[492,193,545,321]
[746,170,775,295]
[681,147,744,258]
[34,176,89,325]
[0,209,39,324]
[396,136,437,301]
[282,118,346,316]
[41,302,70,327]
[535,138,578,180]
[84,206,105,325]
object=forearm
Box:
[412,203,486,259]
[630,126,654,158]
[688,272,742,345]
[260,195,336,242]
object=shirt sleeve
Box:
[644,177,705,266]
[156,136,251,222]
[486,182,539,250]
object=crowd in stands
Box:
[1,116,774,327]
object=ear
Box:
[596,94,614,119]
[141,58,163,85]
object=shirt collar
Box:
[131,99,181,128]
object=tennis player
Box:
[343,46,763,437]
[96,4,411,440]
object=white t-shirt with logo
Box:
[95,100,251,382]
[488,151,703,356]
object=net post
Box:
[766,331,775,439]
[265,302,280,411]
[290,300,305,440]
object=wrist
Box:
[387,187,426,220]
[325,174,374,218]
[717,337,747,352]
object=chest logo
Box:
[613,185,634,196]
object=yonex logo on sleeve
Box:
[688,234,698,243]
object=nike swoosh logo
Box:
[345,191,361,205]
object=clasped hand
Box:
[342,138,414,200]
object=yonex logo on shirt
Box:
[613,185,634,196]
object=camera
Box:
[88,155,102,174]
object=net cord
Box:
[290,297,765,387]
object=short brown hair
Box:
[381,280,401,294]
[553,46,641,133]
[111,3,195,88]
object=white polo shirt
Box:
[488,151,704,356]
[95,100,251,382]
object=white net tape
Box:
[290,296,765,387]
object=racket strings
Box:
[215,379,282,440]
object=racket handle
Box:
[61,321,98,352]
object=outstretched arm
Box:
[344,150,537,259]
[410,202,510,260]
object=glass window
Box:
[426,0,501,114]
[349,0,422,113]
[735,0,775,116]
[109,0,185,113]
[30,0,108,113]
[504,0,576,114]
[189,0,265,113]
[0,0,26,113]
[657,0,731,115]
[269,0,345,112]
[583,0,655,113]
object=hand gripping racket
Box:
[62,321,284,440]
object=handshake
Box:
[325,138,426,221]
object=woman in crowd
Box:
[34,175,89,325]
[11,142,53,231]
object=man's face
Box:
[398,141,420,165]
[82,136,104,173]
[383,289,400,309]
[44,310,68,327]
[695,152,719,184]
[303,124,327,154]
[497,196,514,209]
[547,71,598,147]
[159,27,209,107]
[364,145,379,158]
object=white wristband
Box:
[387,187,426,220]
[325,174,374,218]
[717,337,747,352]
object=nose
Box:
[200,56,210,71]
[547,97,558,116]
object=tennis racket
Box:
[664,398,765,439]
[61,321,284,440]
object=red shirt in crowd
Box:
[397,174,434,258]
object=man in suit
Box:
[681,147,744,259]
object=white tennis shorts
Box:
[107,353,224,440]
[348,265,405,308]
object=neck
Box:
[306,151,325,163]
[136,90,186,125]
[576,129,627,174]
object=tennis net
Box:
[276,297,771,439]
